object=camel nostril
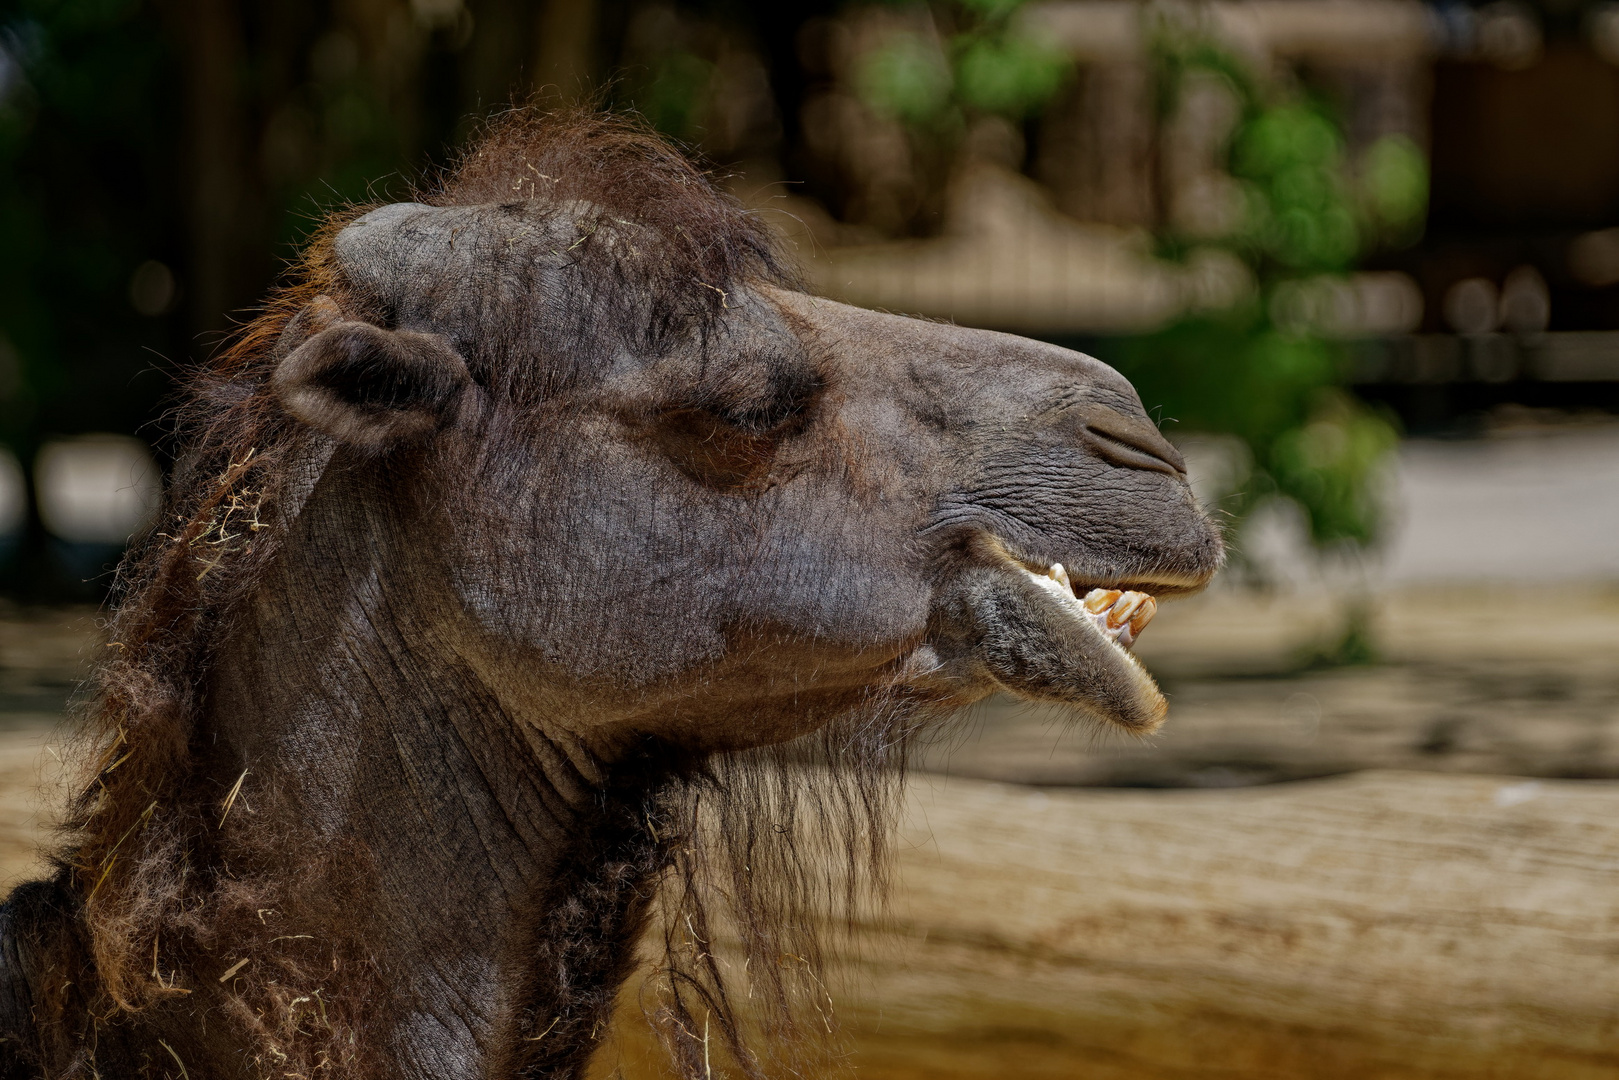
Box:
[1062,402,1185,476]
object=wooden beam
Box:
[597,770,1619,1079]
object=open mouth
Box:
[1016,560,1159,652]
[938,540,1186,734]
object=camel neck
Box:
[173,483,671,1079]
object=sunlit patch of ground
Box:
[0,604,96,889]
[925,584,1619,787]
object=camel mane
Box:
[53,110,911,1080]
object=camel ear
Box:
[272,318,471,448]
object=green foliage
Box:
[1360,133,1429,241]
[858,34,953,126]
[1268,391,1399,546]
[855,0,1072,127]
[1231,104,1359,273]
[850,3,1420,550]
[634,51,718,142]
[1118,305,1401,545]
[1120,308,1400,546]
[953,35,1069,118]
[956,0,1024,17]
[1117,33,1425,550]
[1120,308,1337,453]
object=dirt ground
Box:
[926,582,1619,787]
[0,603,93,891]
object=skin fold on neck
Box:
[174,459,673,1080]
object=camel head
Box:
[266,121,1223,761]
[0,114,1225,1080]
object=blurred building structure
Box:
[5,0,1619,595]
[781,0,1619,431]
[792,0,1429,324]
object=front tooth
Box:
[1052,563,1072,591]
[1106,592,1144,629]
[1083,588,1121,614]
[1129,595,1158,637]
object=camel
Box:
[0,113,1221,1079]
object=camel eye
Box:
[699,362,823,437]
[651,360,821,489]
[655,407,779,490]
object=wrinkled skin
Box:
[0,190,1221,1080]
[312,200,1218,751]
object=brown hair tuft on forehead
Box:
[429,107,793,301]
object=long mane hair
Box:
[58,109,921,1079]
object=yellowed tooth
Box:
[1083,588,1120,614]
[1129,595,1158,637]
[1107,592,1144,629]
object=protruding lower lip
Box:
[938,539,1172,732]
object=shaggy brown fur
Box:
[0,109,1221,1080]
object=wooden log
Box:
[832,770,1619,1079]
[596,770,1619,1079]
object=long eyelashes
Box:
[685,363,824,437]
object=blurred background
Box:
[1,0,1618,1077]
